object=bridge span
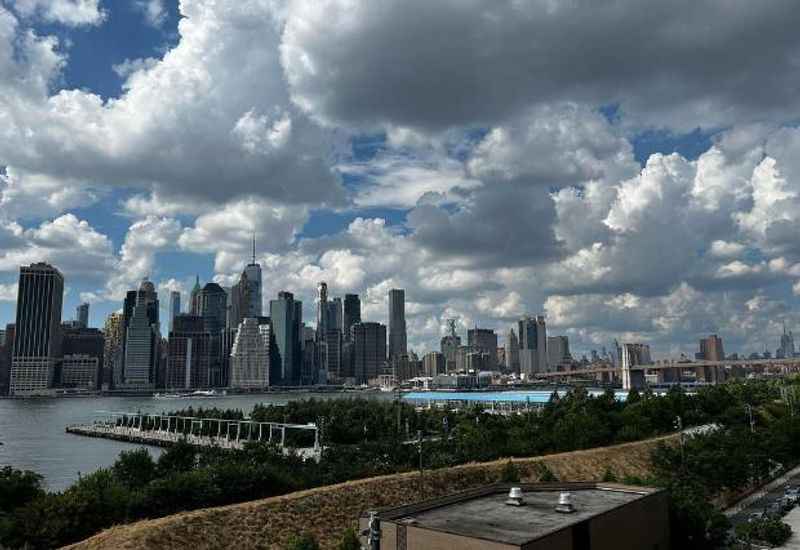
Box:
[537,357,800,390]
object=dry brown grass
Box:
[64,434,675,550]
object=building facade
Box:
[388,289,407,360]
[519,315,547,376]
[270,291,302,385]
[698,334,725,361]
[229,318,270,390]
[422,351,445,377]
[546,335,570,368]
[76,303,89,329]
[467,327,498,369]
[352,322,387,384]
[169,291,181,333]
[10,263,64,395]
[167,315,212,389]
[343,293,361,341]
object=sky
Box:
[2,0,800,359]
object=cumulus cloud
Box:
[134,0,166,27]
[0,214,116,280]
[105,216,181,299]
[10,0,105,26]
[0,282,17,301]
[282,0,800,132]
[0,2,345,212]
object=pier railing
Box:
[66,413,320,457]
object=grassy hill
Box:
[65,433,675,550]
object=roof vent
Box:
[555,491,575,513]
[505,487,526,506]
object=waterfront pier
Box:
[66,413,321,459]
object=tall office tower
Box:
[166,315,211,389]
[76,302,89,328]
[518,315,547,376]
[0,324,13,395]
[199,283,227,333]
[505,328,520,373]
[440,319,461,373]
[352,322,387,384]
[103,312,123,388]
[467,327,498,368]
[698,334,725,361]
[0,329,5,347]
[10,263,64,395]
[779,324,795,359]
[327,297,343,331]
[270,291,302,385]
[169,291,181,333]
[228,244,263,329]
[244,235,263,317]
[190,275,202,315]
[546,336,571,368]
[388,289,407,359]
[343,294,361,341]
[323,328,342,382]
[123,279,160,388]
[316,281,328,341]
[228,317,270,390]
[422,351,445,377]
[62,325,104,389]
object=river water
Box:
[0,392,390,491]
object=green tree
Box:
[113,448,157,489]
[0,466,44,513]
[338,527,360,550]
[157,439,197,475]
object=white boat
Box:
[153,390,227,399]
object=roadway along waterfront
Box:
[0,392,391,490]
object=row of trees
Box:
[0,379,796,548]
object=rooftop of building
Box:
[367,482,662,546]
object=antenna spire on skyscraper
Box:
[252,232,256,264]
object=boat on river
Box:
[153,390,227,400]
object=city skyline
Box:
[2,2,800,359]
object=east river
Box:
[0,392,390,491]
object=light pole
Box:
[744,404,755,433]
[673,415,685,466]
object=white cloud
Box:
[134,0,166,27]
[0,282,17,301]
[11,0,105,26]
[709,240,746,259]
[105,216,181,299]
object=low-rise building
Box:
[360,482,669,550]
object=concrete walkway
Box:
[779,507,800,549]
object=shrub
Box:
[286,531,320,550]
[533,462,558,482]
[338,527,360,550]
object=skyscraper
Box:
[167,314,211,389]
[199,283,227,333]
[243,235,263,317]
[10,263,64,395]
[467,327,498,369]
[505,328,520,373]
[316,281,328,341]
[440,319,461,373]
[327,297,343,331]
[190,275,202,315]
[352,322,387,384]
[169,291,181,333]
[546,335,570,367]
[76,302,89,328]
[0,324,14,395]
[779,324,795,359]
[229,317,270,390]
[62,325,104,389]
[518,315,547,376]
[343,293,361,341]
[229,241,263,329]
[122,279,159,389]
[270,291,302,385]
[388,288,407,359]
[103,312,123,389]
